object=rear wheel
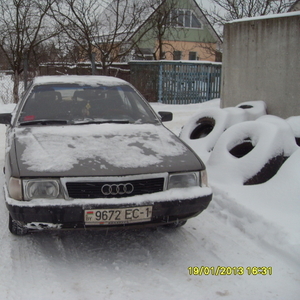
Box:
[9,214,28,236]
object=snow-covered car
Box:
[0,75,212,235]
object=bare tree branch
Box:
[199,0,294,36]
[0,0,58,102]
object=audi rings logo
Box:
[101,183,134,196]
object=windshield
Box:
[18,83,158,125]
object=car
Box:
[0,75,212,235]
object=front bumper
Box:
[5,186,212,231]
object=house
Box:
[98,0,222,63]
[288,0,300,12]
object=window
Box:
[20,84,157,124]
[170,9,202,29]
[189,52,197,60]
[192,13,202,28]
[173,51,182,60]
[185,10,191,28]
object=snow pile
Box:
[207,117,297,185]
[179,100,267,162]
[154,100,300,247]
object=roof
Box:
[98,0,221,43]
[228,10,300,24]
[288,0,300,12]
[98,0,157,36]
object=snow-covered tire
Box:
[207,118,297,185]
[244,155,285,185]
[286,116,300,147]
[189,117,215,140]
[179,109,232,162]
[236,101,267,120]
[9,215,28,236]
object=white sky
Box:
[197,0,212,10]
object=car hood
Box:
[13,123,203,177]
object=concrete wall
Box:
[221,13,300,118]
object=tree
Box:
[145,0,181,60]
[0,0,58,102]
[52,0,152,74]
[51,0,102,67]
[199,0,294,36]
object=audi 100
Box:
[0,75,212,235]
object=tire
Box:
[179,108,230,163]
[244,155,286,185]
[207,119,296,185]
[9,214,28,236]
[286,116,300,147]
[164,220,187,228]
[236,101,267,120]
[190,117,215,140]
[229,139,254,158]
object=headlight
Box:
[8,177,23,200]
[23,179,60,200]
[168,172,200,189]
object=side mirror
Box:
[0,113,12,125]
[158,111,173,122]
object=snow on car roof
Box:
[32,75,127,87]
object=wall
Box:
[160,41,216,61]
[221,12,300,118]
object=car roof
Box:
[32,75,128,87]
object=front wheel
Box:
[164,220,187,228]
[9,214,28,236]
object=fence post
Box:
[207,65,211,102]
[158,63,163,103]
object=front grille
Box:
[66,178,165,199]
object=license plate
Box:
[84,206,153,225]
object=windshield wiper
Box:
[73,119,130,125]
[19,119,69,126]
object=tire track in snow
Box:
[211,185,300,267]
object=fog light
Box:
[8,177,23,200]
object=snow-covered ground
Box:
[0,97,299,299]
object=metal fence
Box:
[129,61,222,104]
[1,61,221,104]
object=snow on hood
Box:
[14,123,200,176]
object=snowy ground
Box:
[0,99,299,300]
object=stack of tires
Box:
[180,101,299,185]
